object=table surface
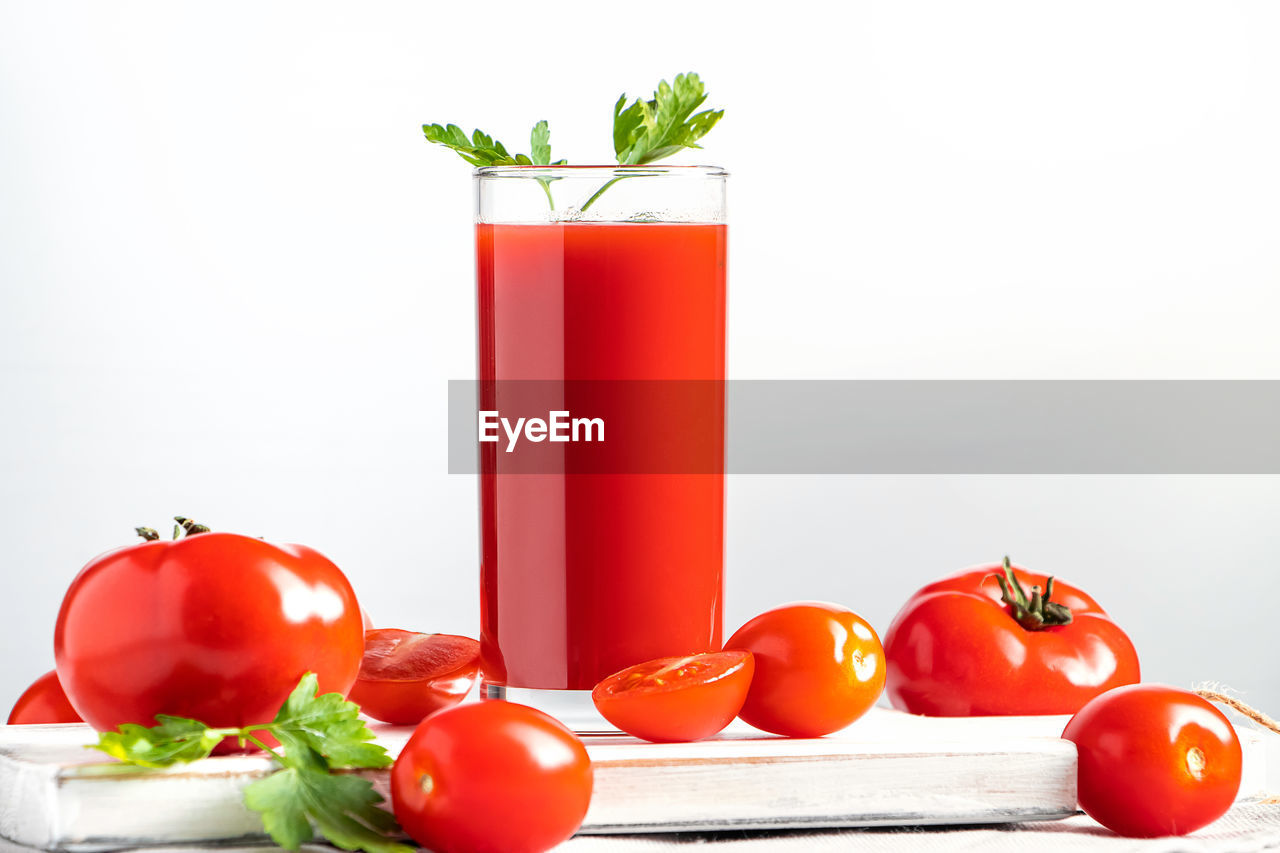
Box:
[561,802,1280,852]
[3,718,1278,852]
[2,802,1280,853]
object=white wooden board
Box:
[0,709,1266,851]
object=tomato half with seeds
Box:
[391,701,593,853]
[725,602,885,738]
[347,629,480,725]
[1063,684,1241,837]
[592,651,753,742]
[8,670,82,724]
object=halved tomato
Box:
[347,629,480,725]
[591,651,754,742]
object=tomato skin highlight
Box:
[391,701,593,853]
[1063,684,1242,837]
[884,562,1140,716]
[725,602,885,738]
[8,670,82,724]
[53,532,365,738]
[347,629,480,725]
[592,651,753,742]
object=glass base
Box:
[482,682,623,735]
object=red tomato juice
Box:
[477,222,726,690]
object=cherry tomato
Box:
[8,670,82,725]
[391,700,593,853]
[592,651,753,742]
[347,629,480,725]
[884,558,1140,716]
[725,602,885,738]
[1063,684,1241,837]
[54,523,364,739]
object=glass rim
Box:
[474,164,728,179]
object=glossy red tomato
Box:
[8,670,82,724]
[347,629,480,725]
[592,651,753,742]
[391,700,593,853]
[884,558,1140,716]
[1063,684,1241,837]
[725,602,885,738]
[54,523,365,738]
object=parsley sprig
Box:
[611,72,722,166]
[421,119,565,169]
[91,673,411,853]
[422,71,723,210]
[423,119,565,206]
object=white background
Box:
[1,1,1278,713]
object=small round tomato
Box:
[1063,684,1242,837]
[391,700,593,853]
[347,629,480,725]
[725,602,885,738]
[592,651,753,742]
[8,670,82,725]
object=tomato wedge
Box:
[347,629,480,725]
[591,651,754,742]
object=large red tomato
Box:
[54,522,365,735]
[883,558,1140,716]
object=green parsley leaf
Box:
[423,120,564,169]
[242,764,314,849]
[91,715,237,769]
[613,72,723,166]
[531,119,552,166]
[88,674,408,853]
[421,123,525,167]
[243,744,412,853]
[268,672,392,770]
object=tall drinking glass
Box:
[475,165,727,729]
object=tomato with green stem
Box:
[8,670,82,724]
[592,651,753,742]
[391,701,592,853]
[1063,684,1241,837]
[725,602,885,738]
[54,518,365,744]
[884,557,1140,716]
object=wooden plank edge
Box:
[0,746,59,850]
[575,807,1083,835]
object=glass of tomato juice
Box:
[475,165,727,730]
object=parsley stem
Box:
[242,730,287,764]
[537,177,556,210]
[579,176,623,213]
